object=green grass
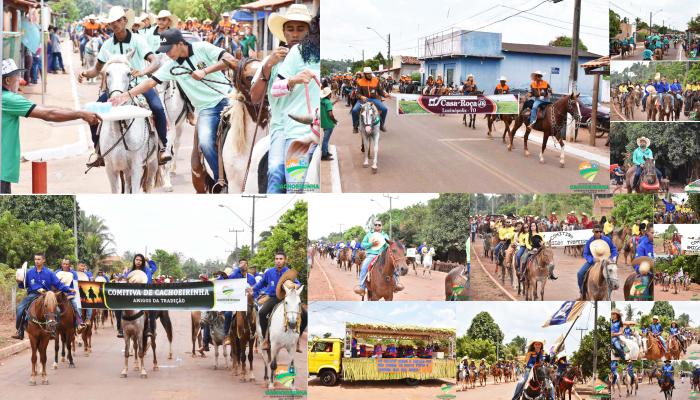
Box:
[399,100,429,114]
[494,100,519,114]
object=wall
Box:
[498,52,598,97]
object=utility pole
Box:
[229,228,244,250]
[566,0,582,143]
[74,197,78,260]
[387,33,391,61]
[338,224,344,237]
[491,195,495,215]
[383,194,399,237]
[592,301,598,384]
[576,327,588,342]
[241,195,266,254]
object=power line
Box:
[500,4,607,31]
[257,195,298,222]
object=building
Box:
[593,196,614,218]
[387,55,421,81]
[615,22,633,40]
[418,30,603,98]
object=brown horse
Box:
[232,294,257,382]
[613,227,635,266]
[468,368,477,389]
[503,362,513,382]
[645,332,665,360]
[490,364,503,384]
[338,247,352,271]
[583,259,619,301]
[485,114,514,141]
[653,48,663,60]
[668,335,681,360]
[556,365,581,400]
[190,311,204,357]
[502,243,517,288]
[478,365,488,386]
[27,291,59,385]
[80,309,93,355]
[657,93,674,121]
[52,293,77,369]
[354,249,366,277]
[524,246,554,301]
[646,95,659,121]
[624,91,637,119]
[364,240,409,301]
[508,93,581,166]
[625,158,660,193]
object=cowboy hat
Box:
[15,262,28,284]
[268,3,312,43]
[652,315,659,320]
[156,10,179,29]
[531,70,543,77]
[127,269,148,284]
[222,12,230,18]
[611,309,622,317]
[623,320,637,325]
[104,6,135,29]
[56,270,74,286]
[321,87,332,98]
[87,14,97,20]
[527,338,545,348]
[224,266,233,275]
[654,73,661,80]
[632,256,654,274]
[363,66,373,74]
[499,76,507,81]
[203,19,212,24]
[275,268,299,300]
[369,232,387,251]
[636,136,651,147]
[95,275,108,283]
[589,239,611,260]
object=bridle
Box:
[282,292,302,333]
[549,95,581,138]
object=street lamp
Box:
[650,8,662,35]
[366,26,391,61]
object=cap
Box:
[2,59,27,77]
[157,29,185,54]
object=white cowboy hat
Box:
[76,271,90,281]
[104,6,135,28]
[95,275,108,283]
[652,315,660,320]
[531,70,544,77]
[156,10,180,29]
[321,87,332,98]
[268,4,312,43]
[369,232,387,251]
[363,66,373,74]
[636,136,651,147]
[56,271,74,287]
[589,239,611,259]
[15,262,28,284]
[127,269,148,284]
[222,12,230,18]
[87,14,97,20]
[499,76,507,81]
[224,267,233,276]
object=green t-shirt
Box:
[97,30,154,85]
[1,89,36,183]
[252,55,283,134]
[143,26,164,54]
[241,34,256,57]
[152,41,231,112]
[275,44,320,139]
[320,97,335,129]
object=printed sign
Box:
[540,229,593,247]
[78,280,249,311]
[681,238,700,254]
[396,94,518,115]
[377,358,434,374]
[551,67,560,74]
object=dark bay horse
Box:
[27,291,59,385]
[485,114,514,142]
[524,247,554,301]
[364,240,409,301]
[508,93,581,167]
[624,158,660,193]
[232,294,257,382]
[53,292,77,369]
[462,90,483,128]
[522,364,551,400]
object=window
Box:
[312,342,330,353]
[446,68,455,86]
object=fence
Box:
[2,31,22,63]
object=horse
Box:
[364,240,409,301]
[354,250,366,277]
[359,102,381,173]
[482,232,493,259]
[646,94,659,121]
[200,311,229,370]
[673,95,684,121]
[119,309,147,378]
[457,364,469,391]
[668,335,681,360]
[503,362,513,382]
[101,50,161,193]
[522,364,551,400]
[52,292,77,369]
[462,90,483,128]
[657,93,674,121]
[80,309,93,355]
[622,367,638,397]
[523,246,554,301]
[26,291,59,385]
[152,311,174,361]
[478,364,487,386]
[509,93,582,166]
[556,365,581,400]
[485,114,514,141]
[623,272,653,301]
[502,243,516,289]
[259,284,304,390]
[583,258,619,301]
[645,332,665,360]
[232,294,257,382]
[338,247,352,272]
[468,368,477,389]
[625,158,660,193]
[445,265,468,301]
[693,373,700,392]
[420,247,435,279]
[83,37,101,83]
[658,371,673,400]
[490,364,503,384]
[158,79,190,192]
[190,311,204,357]
[619,334,640,361]
[624,91,637,119]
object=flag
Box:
[466,237,470,264]
[542,301,586,327]
[551,333,566,355]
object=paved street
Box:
[611,43,688,61]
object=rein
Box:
[282,298,302,333]
[170,65,232,95]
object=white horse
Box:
[201,311,229,370]
[359,102,381,173]
[619,334,640,361]
[421,247,436,278]
[101,50,161,193]
[258,284,304,390]
[83,37,100,83]
[158,79,189,191]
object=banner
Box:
[78,280,249,311]
[681,238,700,254]
[376,358,434,374]
[395,94,518,115]
[542,301,586,327]
[540,229,592,247]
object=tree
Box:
[609,10,621,40]
[571,316,610,381]
[78,211,115,270]
[0,211,76,269]
[611,194,654,225]
[508,335,528,354]
[49,0,79,26]
[150,249,183,278]
[181,257,201,279]
[624,303,634,321]
[677,313,691,328]
[549,36,588,51]
[650,301,675,321]
[0,195,76,231]
[690,15,700,33]
[466,312,504,345]
[456,336,497,363]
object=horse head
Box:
[103,49,136,99]
[282,284,304,331]
[602,259,620,291]
[33,290,59,334]
[387,239,409,276]
[360,102,379,134]
[564,92,582,121]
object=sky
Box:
[655,224,700,239]
[610,0,698,32]
[308,193,438,239]
[321,0,609,60]
[310,301,604,356]
[77,195,301,262]
[615,301,700,327]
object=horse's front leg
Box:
[40,338,49,384]
[523,128,531,157]
[539,133,548,164]
[371,134,379,173]
[53,334,59,369]
[362,133,369,168]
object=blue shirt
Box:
[19,266,72,294]
[611,361,618,372]
[624,327,633,337]
[670,83,682,92]
[583,235,618,264]
[354,242,363,250]
[651,323,662,335]
[252,266,301,299]
[611,319,622,334]
[228,268,257,286]
[129,260,157,284]
[670,327,679,335]
[635,236,654,264]
[663,364,673,375]
[525,350,543,368]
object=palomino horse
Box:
[359,102,381,173]
[625,158,660,193]
[101,50,161,193]
[354,250,366,277]
[231,294,257,382]
[668,335,681,360]
[524,246,555,301]
[83,37,101,83]
[200,311,229,370]
[645,331,665,360]
[583,259,619,300]
[190,311,204,357]
[622,367,638,397]
[52,292,77,369]
[364,240,409,301]
[420,247,435,279]
[509,93,582,166]
[120,309,147,378]
[27,291,59,385]
[556,365,581,400]
[613,227,635,266]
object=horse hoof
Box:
[168,353,173,360]
[69,364,76,368]
[164,186,173,192]
[52,364,58,370]
[372,168,377,174]
[362,164,368,168]
[559,162,565,168]
[214,365,218,370]
[539,158,545,164]
[29,380,36,386]
[141,374,148,379]
[153,366,159,371]
[42,380,49,385]
[525,151,530,157]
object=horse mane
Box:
[43,290,57,311]
[224,88,250,155]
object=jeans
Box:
[70,295,82,326]
[31,55,42,83]
[577,261,592,291]
[223,311,233,337]
[0,181,10,194]
[92,89,168,148]
[470,231,476,242]
[352,98,388,129]
[16,292,41,331]
[529,99,550,125]
[202,324,211,346]
[79,36,87,57]
[612,336,626,360]
[359,254,378,289]
[516,246,526,272]
[642,93,648,110]
[52,52,65,71]
[494,242,504,262]
[322,128,333,157]
[197,98,229,182]
[267,133,313,193]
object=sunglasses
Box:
[374,224,382,227]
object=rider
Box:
[669,321,687,355]
[626,362,635,385]
[631,136,663,192]
[554,354,569,387]
[128,254,158,337]
[662,359,675,389]
[651,315,667,353]
[424,75,435,95]
[577,224,618,299]
[78,6,170,168]
[80,15,102,65]
[250,251,307,353]
[611,360,619,387]
[352,66,389,133]
[642,43,653,60]
[58,259,87,333]
[632,226,654,300]
[610,309,626,361]
[354,219,404,295]
[657,76,675,111]
[641,79,654,111]
[461,74,478,95]
[493,219,515,266]
[12,253,76,340]
[520,221,544,283]
[222,259,256,346]
[671,78,683,107]
[511,339,553,400]
[527,70,552,129]
[623,321,633,339]
[514,222,528,279]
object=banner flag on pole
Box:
[542,301,586,327]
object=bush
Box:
[0,263,23,317]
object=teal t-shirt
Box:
[153,41,231,112]
[252,55,283,134]
[241,34,256,57]
[97,30,154,85]
[1,89,36,183]
[361,231,390,255]
[143,25,163,54]
[275,44,320,139]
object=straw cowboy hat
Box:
[589,239,611,260]
[321,87,332,98]
[632,256,654,274]
[369,232,387,251]
[527,338,545,348]
[611,309,622,318]
[623,320,638,326]
[275,268,299,300]
[156,10,179,29]
[203,19,212,24]
[636,136,650,147]
[652,315,660,320]
[363,66,373,74]
[127,269,148,284]
[15,262,28,285]
[56,271,74,287]
[654,72,661,81]
[104,6,135,28]
[268,4,312,43]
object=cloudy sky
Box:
[655,224,700,239]
[310,301,604,356]
[77,195,301,261]
[615,301,700,327]
[322,0,609,60]
[308,193,438,239]
[610,0,697,32]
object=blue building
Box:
[420,31,602,98]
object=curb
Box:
[329,145,342,193]
[0,340,30,360]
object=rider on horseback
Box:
[641,79,654,111]
[632,226,654,300]
[631,137,663,192]
[80,15,102,65]
[12,253,76,340]
[554,354,569,387]
[611,360,619,385]
[669,321,687,355]
[610,309,626,361]
[662,359,675,389]
[577,225,618,299]
[58,259,87,333]
[626,362,635,384]
[656,76,675,111]
[511,339,554,400]
[651,316,667,353]
[352,67,389,133]
[526,70,552,129]
[354,219,404,295]
[519,222,545,283]
[493,219,514,266]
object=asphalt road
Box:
[0,311,307,399]
[610,95,695,122]
[325,97,609,193]
[611,44,688,61]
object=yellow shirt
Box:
[618,85,627,93]
[517,232,528,246]
[604,221,614,235]
[632,225,640,235]
[499,227,515,241]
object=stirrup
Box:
[158,148,172,165]
[86,153,105,169]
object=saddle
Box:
[364,254,381,283]
[522,99,549,125]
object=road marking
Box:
[329,145,342,193]
[471,245,518,301]
[315,255,337,301]
[438,138,492,142]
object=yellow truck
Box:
[308,322,457,386]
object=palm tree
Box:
[625,303,634,321]
[78,211,115,272]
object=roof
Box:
[595,197,614,208]
[401,56,420,65]
[501,42,602,59]
[240,0,296,10]
[582,56,610,75]
[347,322,456,340]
